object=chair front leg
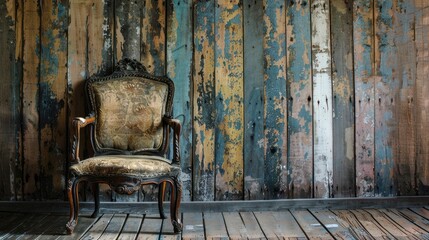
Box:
[91,183,100,218]
[66,177,80,234]
[170,178,182,233]
[158,181,167,219]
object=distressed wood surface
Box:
[214,0,244,200]
[114,1,142,61]
[22,0,41,199]
[374,0,398,197]
[331,0,355,198]
[68,0,114,201]
[0,0,16,200]
[354,0,376,197]
[243,0,265,200]
[167,0,193,201]
[395,0,417,196]
[1,0,428,202]
[415,4,429,195]
[113,0,142,202]
[263,0,287,199]
[39,0,68,200]
[192,0,216,201]
[142,0,166,76]
[286,0,313,199]
[311,0,333,198]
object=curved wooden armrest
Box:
[163,116,182,164]
[71,115,96,163]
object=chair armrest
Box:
[163,116,181,164]
[71,115,96,163]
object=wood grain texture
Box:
[292,209,333,239]
[243,0,265,200]
[114,1,142,61]
[311,0,333,199]
[331,0,355,198]
[68,0,114,201]
[0,0,16,200]
[415,4,429,195]
[39,0,68,200]
[374,0,398,197]
[192,0,216,201]
[113,0,142,202]
[395,0,417,196]
[286,0,313,199]
[353,0,376,197]
[214,0,244,200]
[22,0,41,199]
[142,0,166,76]
[167,0,193,201]
[263,0,287,199]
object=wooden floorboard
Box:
[1,207,429,239]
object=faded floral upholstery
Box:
[70,155,180,178]
[91,77,168,151]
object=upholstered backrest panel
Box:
[90,77,168,151]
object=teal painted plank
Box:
[374,0,398,196]
[286,0,313,199]
[331,0,355,198]
[263,0,287,199]
[167,0,193,201]
[353,0,375,197]
[192,0,216,201]
[214,0,244,200]
[243,0,265,200]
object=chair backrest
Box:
[86,59,174,155]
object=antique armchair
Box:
[65,59,182,234]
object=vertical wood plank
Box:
[0,0,16,200]
[113,0,142,202]
[415,3,429,195]
[395,0,417,196]
[243,0,265,200]
[22,0,41,199]
[115,1,142,61]
[311,0,333,198]
[167,0,193,201]
[39,0,68,200]
[142,0,166,76]
[214,0,244,200]
[68,0,114,201]
[331,0,355,198]
[263,0,287,199]
[354,0,376,197]
[374,0,398,196]
[286,0,313,199]
[141,0,166,201]
[192,0,216,201]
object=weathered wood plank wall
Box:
[0,0,428,201]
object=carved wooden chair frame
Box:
[65,59,182,234]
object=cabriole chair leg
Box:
[158,182,167,219]
[170,179,182,233]
[91,183,100,218]
[66,178,79,234]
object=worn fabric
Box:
[91,77,168,151]
[70,155,180,178]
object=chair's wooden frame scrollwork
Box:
[66,58,182,234]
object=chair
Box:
[65,59,182,234]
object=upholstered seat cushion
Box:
[70,155,180,178]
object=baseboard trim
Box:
[1,196,428,214]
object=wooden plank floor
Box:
[1,207,429,239]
